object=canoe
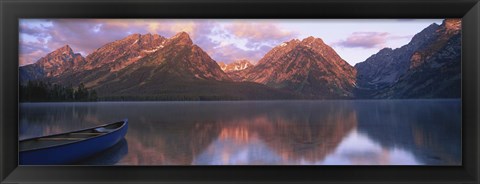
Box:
[20,119,128,165]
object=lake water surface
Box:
[19,100,461,165]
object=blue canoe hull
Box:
[20,120,128,165]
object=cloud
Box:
[200,21,298,63]
[19,34,51,65]
[19,24,49,38]
[225,22,296,42]
[332,32,413,49]
[19,41,50,66]
[224,22,298,49]
[333,32,390,49]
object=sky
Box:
[19,19,443,66]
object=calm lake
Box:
[19,100,461,165]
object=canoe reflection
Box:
[76,138,128,165]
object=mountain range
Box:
[19,19,461,100]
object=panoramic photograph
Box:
[19,19,461,165]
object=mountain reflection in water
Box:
[19,100,461,165]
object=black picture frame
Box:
[1,0,479,183]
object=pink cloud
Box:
[333,32,390,49]
[19,47,48,66]
[18,38,51,66]
[224,22,297,49]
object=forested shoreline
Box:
[20,81,98,102]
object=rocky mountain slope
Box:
[218,60,254,81]
[218,59,254,72]
[354,23,440,90]
[88,32,231,96]
[19,45,86,83]
[373,19,461,98]
[355,19,461,98]
[243,37,357,99]
[85,33,167,71]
